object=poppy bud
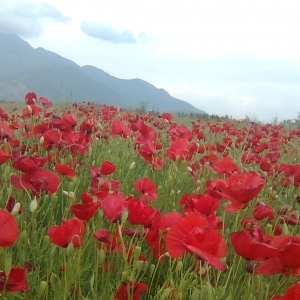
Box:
[39,136,44,145]
[4,165,11,176]
[253,275,260,292]
[161,288,172,299]
[121,208,128,224]
[97,249,105,265]
[129,162,136,170]
[67,242,75,257]
[143,261,149,272]
[282,222,289,234]
[175,260,183,273]
[170,190,175,196]
[199,285,208,298]
[265,224,273,235]
[11,202,21,215]
[43,236,51,248]
[133,246,141,261]
[38,281,48,296]
[150,264,155,275]
[19,230,28,244]
[134,260,144,273]
[190,289,200,300]
[27,105,33,115]
[187,166,193,172]
[5,253,12,275]
[121,271,128,282]
[30,198,38,213]
[51,245,58,259]
[50,273,58,287]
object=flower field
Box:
[1,93,300,299]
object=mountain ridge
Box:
[0,32,207,114]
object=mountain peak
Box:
[0,32,207,115]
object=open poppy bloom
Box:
[165,213,227,271]
[48,217,86,248]
[166,138,190,161]
[0,266,29,293]
[114,280,147,300]
[71,201,100,221]
[0,209,19,247]
[271,281,300,299]
[11,168,60,197]
[110,120,131,138]
[101,192,126,223]
[206,171,265,212]
[133,178,157,201]
[55,163,76,178]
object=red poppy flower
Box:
[133,178,157,201]
[230,227,278,261]
[0,209,19,247]
[111,120,131,138]
[161,112,173,122]
[22,105,42,118]
[134,121,155,144]
[94,229,112,244]
[39,96,53,108]
[71,202,100,221]
[25,92,37,105]
[0,123,14,141]
[99,161,117,175]
[0,266,28,292]
[48,217,85,248]
[114,280,147,300]
[167,138,190,161]
[126,197,158,227]
[206,172,265,212]
[252,201,274,221]
[55,163,76,178]
[0,149,12,164]
[159,212,182,233]
[215,157,240,177]
[165,213,226,271]
[53,114,77,132]
[12,155,48,173]
[41,129,62,150]
[101,193,126,223]
[271,281,300,300]
[11,168,60,197]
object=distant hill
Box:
[0,32,207,114]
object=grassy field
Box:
[0,94,300,299]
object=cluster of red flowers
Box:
[0,92,300,298]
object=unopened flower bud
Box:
[129,162,136,170]
[39,136,44,145]
[121,208,129,224]
[30,197,38,213]
[161,288,172,299]
[27,105,33,115]
[11,202,21,215]
[38,281,48,296]
[67,242,75,257]
[5,253,12,275]
[133,246,141,261]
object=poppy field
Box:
[1,93,300,299]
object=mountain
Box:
[0,32,207,114]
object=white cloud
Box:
[80,20,147,44]
[0,0,69,37]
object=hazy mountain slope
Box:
[0,32,207,114]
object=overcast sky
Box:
[1,0,300,122]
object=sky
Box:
[1,0,300,122]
